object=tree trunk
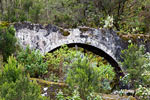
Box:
[0,51,3,67]
[0,0,4,16]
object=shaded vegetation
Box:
[0,56,48,100]
[0,0,150,34]
[0,24,17,62]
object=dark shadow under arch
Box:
[49,43,124,77]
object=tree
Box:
[0,56,49,100]
[121,43,147,88]
[66,53,115,99]
[0,25,17,62]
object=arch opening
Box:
[49,43,124,77]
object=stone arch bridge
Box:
[14,22,131,76]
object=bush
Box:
[66,54,115,99]
[45,45,108,82]
[120,43,150,88]
[141,52,150,86]
[0,25,17,62]
[45,45,76,81]
[135,85,150,100]
[87,92,103,100]
[56,89,103,100]
[17,47,48,77]
[0,56,49,100]
[0,56,23,84]
[0,76,48,100]
[56,89,82,100]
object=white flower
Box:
[104,16,114,28]
[128,40,132,43]
[43,87,48,91]
[41,92,47,96]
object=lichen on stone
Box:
[60,28,70,36]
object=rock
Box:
[112,90,135,96]
[102,94,136,100]
[124,90,135,96]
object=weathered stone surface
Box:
[14,22,127,75]
[14,22,125,60]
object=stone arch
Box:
[14,22,125,77]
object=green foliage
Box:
[56,89,103,100]
[45,45,71,72]
[56,89,82,100]
[45,45,109,82]
[1,0,150,33]
[66,54,115,98]
[23,0,33,12]
[135,85,150,100]
[0,56,48,100]
[120,74,131,89]
[56,90,65,100]
[45,45,72,81]
[17,47,48,77]
[121,43,145,70]
[0,56,23,83]
[0,25,17,62]
[87,92,103,100]
[29,0,43,23]
[141,53,150,86]
[0,77,48,100]
[45,45,115,98]
[118,0,150,34]
[120,43,150,88]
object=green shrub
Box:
[56,90,65,100]
[66,54,115,99]
[141,53,150,86]
[1,77,48,100]
[0,76,48,100]
[135,85,150,100]
[56,89,82,100]
[17,47,48,77]
[120,43,149,88]
[87,92,103,100]
[45,45,115,98]
[56,89,103,100]
[45,45,77,81]
[0,25,17,62]
[0,56,49,100]
[0,56,23,84]
[45,45,108,82]
[0,96,5,100]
